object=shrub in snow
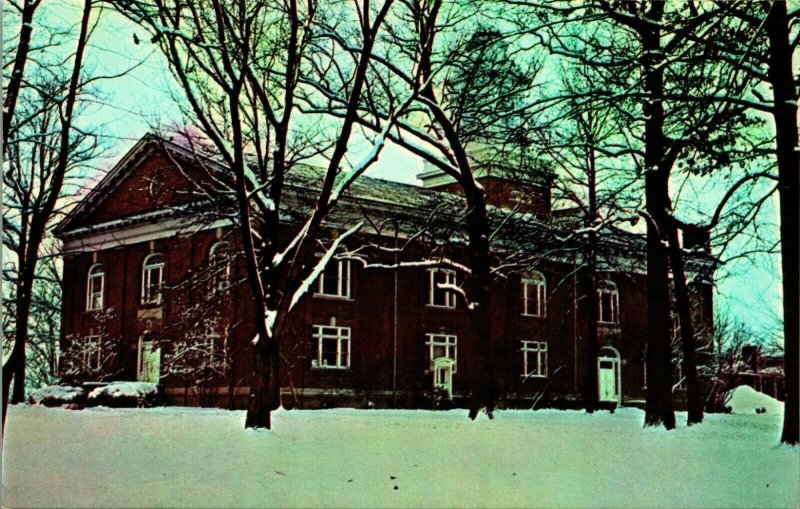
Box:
[87,382,160,408]
[28,386,86,408]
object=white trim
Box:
[85,335,102,371]
[425,333,458,372]
[598,346,622,403]
[311,323,351,369]
[141,253,165,305]
[86,263,104,311]
[427,268,457,308]
[209,240,232,291]
[597,280,620,324]
[62,217,232,254]
[521,340,548,378]
[315,259,351,299]
[522,271,546,317]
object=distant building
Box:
[734,345,785,401]
[56,134,715,409]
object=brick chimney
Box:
[417,161,552,215]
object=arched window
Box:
[209,241,232,291]
[597,280,620,324]
[522,271,546,317]
[86,264,104,311]
[141,253,165,305]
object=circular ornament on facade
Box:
[148,170,165,200]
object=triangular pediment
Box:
[56,135,221,236]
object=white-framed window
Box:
[86,263,104,311]
[522,340,547,378]
[673,355,686,391]
[202,327,227,366]
[85,335,101,371]
[425,333,458,372]
[141,253,165,305]
[598,280,619,324]
[209,241,232,291]
[316,258,351,299]
[312,323,351,369]
[428,268,457,308]
[522,271,546,317]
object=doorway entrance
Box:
[137,339,161,383]
[598,346,621,404]
[432,357,455,398]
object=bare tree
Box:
[689,0,799,445]
[543,62,643,412]
[520,0,768,428]
[2,0,95,435]
[305,0,545,417]
[3,0,43,147]
[115,0,408,429]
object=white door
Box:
[137,340,161,383]
[598,357,619,402]
[433,357,455,398]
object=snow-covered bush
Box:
[27,385,85,408]
[87,382,160,408]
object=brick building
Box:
[56,134,714,409]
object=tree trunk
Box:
[765,0,799,445]
[464,188,497,418]
[3,279,33,434]
[246,343,272,429]
[641,5,676,429]
[585,143,599,413]
[666,225,704,425]
[2,0,92,437]
[585,244,600,412]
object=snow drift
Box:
[726,385,784,415]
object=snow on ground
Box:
[2,405,798,508]
[726,384,785,415]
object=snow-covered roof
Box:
[56,132,715,275]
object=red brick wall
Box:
[431,177,551,215]
[60,150,712,409]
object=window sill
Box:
[313,294,353,302]
[311,365,350,371]
[426,304,457,310]
[84,308,104,314]
[521,374,548,379]
[521,313,546,319]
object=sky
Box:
[23,1,785,342]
